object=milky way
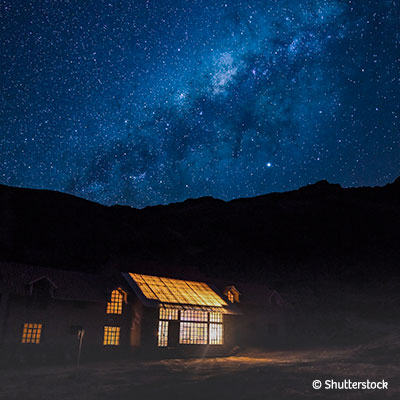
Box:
[1,0,399,207]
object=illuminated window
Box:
[139,271,229,347]
[209,312,223,344]
[181,309,208,322]
[103,326,120,346]
[227,290,234,303]
[158,320,169,347]
[159,308,178,320]
[210,312,223,323]
[179,322,208,344]
[106,290,123,314]
[21,323,42,344]
[158,308,177,347]
[157,308,225,346]
[209,323,223,344]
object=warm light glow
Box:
[129,273,227,307]
[106,289,123,314]
[209,323,224,344]
[210,312,223,323]
[158,320,169,347]
[179,322,208,344]
[103,326,120,345]
[181,309,208,322]
[138,273,228,347]
[21,323,42,344]
[227,290,234,303]
[158,309,224,346]
[159,308,178,320]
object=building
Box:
[0,262,286,365]
[123,272,237,356]
[0,262,132,365]
[210,280,287,347]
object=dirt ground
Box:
[0,344,398,400]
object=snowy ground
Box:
[0,342,398,400]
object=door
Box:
[168,321,179,347]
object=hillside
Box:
[0,179,399,286]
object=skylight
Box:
[129,273,227,307]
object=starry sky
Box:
[1,0,399,207]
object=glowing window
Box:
[210,312,223,323]
[158,320,169,347]
[227,290,234,303]
[181,309,208,322]
[106,290,123,314]
[209,323,224,345]
[179,322,208,344]
[159,308,179,320]
[21,323,42,344]
[103,326,120,346]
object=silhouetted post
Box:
[76,329,85,376]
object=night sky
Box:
[1,0,399,207]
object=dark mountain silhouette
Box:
[0,178,399,287]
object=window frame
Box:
[157,308,224,347]
[21,323,43,344]
[158,320,169,347]
[106,289,124,315]
[209,322,224,345]
[179,321,208,345]
[103,325,121,346]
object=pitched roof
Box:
[123,272,237,313]
[0,262,114,302]
[209,279,283,307]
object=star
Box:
[0,0,398,207]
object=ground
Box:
[0,339,398,400]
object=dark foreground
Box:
[1,338,399,400]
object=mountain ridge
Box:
[0,178,399,285]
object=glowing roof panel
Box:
[129,273,227,307]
